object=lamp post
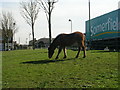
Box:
[26,38,28,45]
[69,19,72,33]
[13,23,15,50]
[28,33,31,49]
[29,33,31,44]
[19,37,20,45]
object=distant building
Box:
[29,38,54,48]
[29,38,37,46]
[36,38,49,48]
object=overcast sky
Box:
[0,0,119,44]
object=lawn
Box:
[2,49,119,88]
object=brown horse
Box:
[48,32,86,59]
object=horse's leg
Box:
[82,46,86,58]
[82,41,86,58]
[81,46,86,58]
[75,46,81,58]
[63,47,67,59]
[55,47,62,59]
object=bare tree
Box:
[0,11,17,51]
[20,0,40,50]
[37,0,58,44]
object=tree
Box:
[20,0,40,50]
[0,11,17,51]
[37,0,58,45]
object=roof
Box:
[37,38,55,44]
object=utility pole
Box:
[29,33,31,44]
[19,37,20,45]
[26,38,28,45]
[88,0,91,49]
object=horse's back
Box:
[73,32,85,39]
[65,32,85,41]
[55,32,85,46]
[58,32,84,38]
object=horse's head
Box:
[48,46,54,58]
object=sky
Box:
[0,0,119,44]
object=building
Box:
[35,38,49,48]
[29,38,54,49]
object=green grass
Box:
[2,49,119,88]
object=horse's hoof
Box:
[83,56,86,58]
[75,56,78,58]
[63,56,67,59]
[55,57,58,59]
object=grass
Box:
[2,49,119,88]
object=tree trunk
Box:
[32,23,35,50]
[48,2,52,45]
[49,13,52,45]
[7,37,9,51]
[3,41,5,51]
[11,37,13,50]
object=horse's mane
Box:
[50,34,62,47]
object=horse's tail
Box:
[84,34,86,46]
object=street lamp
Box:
[19,37,20,45]
[29,33,31,43]
[26,38,28,45]
[69,19,72,33]
[28,33,31,49]
[13,23,16,50]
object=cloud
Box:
[0,0,20,2]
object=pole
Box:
[89,0,91,49]
[19,37,20,45]
[13,23,15,50]
[71,20,72,33]
[26,38,28,45]
[13,31,15,50]
[69,19,72,33]
[29,33,31,43]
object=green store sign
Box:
[86,9,120,41]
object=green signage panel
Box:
[86,9,120,41]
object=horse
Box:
[48,32,86,59]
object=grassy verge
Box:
[2,49,119,88]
